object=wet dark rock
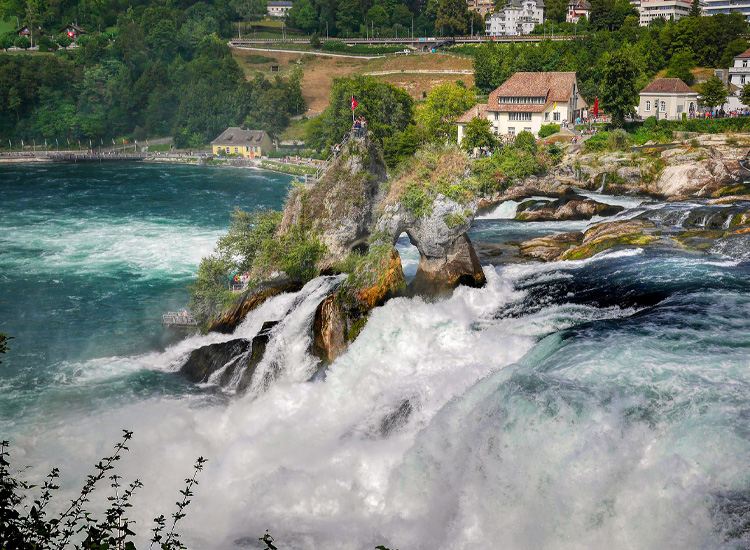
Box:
[180,321,278,392]
[209,280,301,334]
[180,338,252,384]
[515,198,623,222]
[379,400,413,437]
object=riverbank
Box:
[0,152,323,179]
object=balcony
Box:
[730,66,750,73]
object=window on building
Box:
[660,101,666,112]
[677,105,683,113]
[508,127,515,135]
[524,127,532,133]
[646,100,651,111]
[235,147,239,153]
[744,60,748,68]
[743,75,747,85]
[509,112,532,121]
[553,112,561,121]
[495,112,498,121]
[545,112,549,121]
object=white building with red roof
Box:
[456,72,585,143]
[638,78,699,120]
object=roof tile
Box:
[457,104,489,123]
[211,127,269,146]
[640,78,696,94]
[488,72,578,111]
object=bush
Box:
[538,123,560,138]
[514,130,537,153]
[245,54,278,64]
[546,142,564,165]
[277,227,326,282]
[643,116,657,128]
[0,433,206,550]
[609,128,630,150]
[14,35,30,49]
[0,33,13,50]
[584,131,611,152]
[310,33,321,48]
[189,255,235,322]
[55,33,72,48]
[37,35,57,52]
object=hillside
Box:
[232,48,474,115]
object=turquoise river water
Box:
[1,163,749,549]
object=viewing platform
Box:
[162,311,199,328]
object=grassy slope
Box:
[0,19,15,34]
[232,49,474,115]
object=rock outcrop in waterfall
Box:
[190,135,486,386]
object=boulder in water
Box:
[180,321,278,392]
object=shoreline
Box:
[0,153,321,179]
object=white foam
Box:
[8,262,749,550]
[0,216,220,279]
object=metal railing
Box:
[162,312,199,326]
[315,131,351,181]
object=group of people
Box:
[691,108,750,119]
[353,117,367,138]
[232,273,251,290]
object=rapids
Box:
[2,164,750,549]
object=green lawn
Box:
[0,19,16,35]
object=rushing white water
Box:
[5,165,750,550]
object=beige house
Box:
[457,72,586,143]
[467,0,495,18]
[638,78,698,120]
[211,128,272,158]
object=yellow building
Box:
[211,127,272,158]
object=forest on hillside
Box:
[0,0,748,147]
[0,0,305,146]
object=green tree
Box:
[514,130,537,153]
[217,208,282,272]
[383,123,421,167]
[689,0,701,17]
[0,33,13,50]
[698,76,728,110]
[416,82,476,141]
[288,0,318,33]
[233,0,267,21]
[545,0,568,23]
[189,255,234,322]
[665,49,696,85]
[0,0,25,22]
[55,32,72,48]
[337,0,363,33]
[461,116,496,151]
[309,75,415,150]
[391,4,413,28]
[14,35,30,49]
[433,0,469,36]
[600,50,640,127]
[366,4,390,30]
[739,83,750,107]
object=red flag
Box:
[351,97,357,111]
[593,97,599,117]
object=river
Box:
[1,163,749,549]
